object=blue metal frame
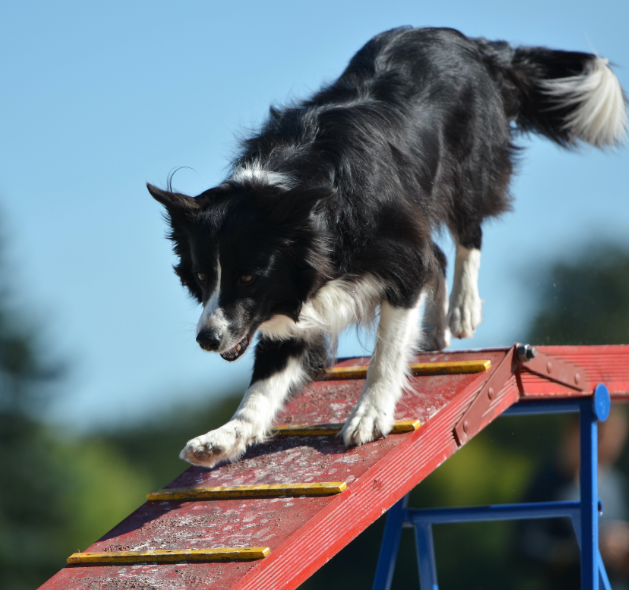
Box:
[372,384,612,590]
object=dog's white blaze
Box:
[540,57,628,147]
[231,161,295,189]
[258,275,383,342]
[341,295,425,446]
[448,246,482,339]
[196,260,229,336]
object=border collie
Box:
[148,27,627,468]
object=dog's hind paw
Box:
[179,420,251,468]
[424,324,451,351]
[448,292,482,339]
[341,396,394,447]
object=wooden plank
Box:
[67,547,270,565]
[147,482,347,501]
[272,419,421,437]
[322,359,491,380]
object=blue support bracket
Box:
[372,494,409,590]
[373,384,612,590]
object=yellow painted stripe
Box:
[323,359,491,380]
[147,481,347,501]
[390,419,422,433]
[409,359,492,375]
[272,419,421,436]
[67,547,270,565]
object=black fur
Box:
[149,26,605,372]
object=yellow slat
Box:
[147,481,347,501]
[272,419,421,436]
[67,547,270,565]
[323,359,491,380]
[409,359,492,375]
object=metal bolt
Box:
[516,344,537,363]
[488,387,495,400]
[463,421,469,433]
[547,362,553,374]
[574,373,581,385]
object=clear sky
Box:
[1,0,627,431]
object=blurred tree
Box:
[0,230,70,589]
[527,244,629,345]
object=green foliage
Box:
[0,415,69,590]
[528,245,629,345]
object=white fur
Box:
[196,260,223,333]
[258,275,383,343]
[540,57,628,147]
[448,245,482,339]
[341,295,424,446]
[231,161,296,189]
[422,271,451,350]
[180,356,306,467]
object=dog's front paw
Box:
[180,420,251,468]
[448,290,482,339]
[341,393,395,447]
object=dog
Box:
[148,27,627,468]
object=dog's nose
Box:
[196,327,222,351]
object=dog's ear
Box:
[257,185,336,227]
[147,184,203,301]
[147,183,200,221]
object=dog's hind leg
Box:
[448,225,482,339]
[341,295,424,447]
[421,243,451,351]
[180,335,326,468]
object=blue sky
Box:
[1,0,627,430]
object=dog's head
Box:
[148,181,333,361]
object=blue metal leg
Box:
[372,494,409,590]
[580,394,599,590]
[414,523,438,590]
[580,384,611,590]
[372,387,615,590]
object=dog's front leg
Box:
[341,298,423,447]
[180,338,308,468]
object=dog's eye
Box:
[197,273,207,283]
[240,275,253,284]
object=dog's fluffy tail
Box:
[475,39,628,148]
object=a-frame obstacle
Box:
[39,345,629,590]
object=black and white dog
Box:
[148,27,627,468]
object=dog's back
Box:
[150,27,627,466]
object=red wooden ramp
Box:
[40,345,629,590]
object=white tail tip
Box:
[541,57,628,148]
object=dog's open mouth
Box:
[220,336,250,361]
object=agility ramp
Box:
[39,345,629,590]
